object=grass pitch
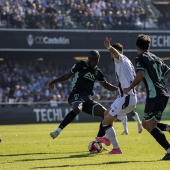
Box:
[0,121,170,170]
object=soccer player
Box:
[93,93,142,135]
[95,37,138,154]
[123,34,170,160]
[49,50,118,140]
[110,56,142,135]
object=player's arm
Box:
[100,81,118,91]
[123,70,144,94]
[49,70,73,89]
[104,37,119,59]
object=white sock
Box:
[167,147,170,153]
[119,116,128,132]
[56,127,62,133]
[166,125,170,132]
[105,127,120,148]
[132,112,141,124]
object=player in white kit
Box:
[96,37,138,154]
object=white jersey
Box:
[114,54,136,96]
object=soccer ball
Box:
[88,140,103,153]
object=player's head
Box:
[111,43,123,54]
[88,50,100,68]
[136,34,151,52]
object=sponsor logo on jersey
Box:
[136,62,141,67]
[84,72,95,81]
[122,105,126,109]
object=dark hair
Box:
[136,34,151,50]
[89,50,100,59]
[111,43,123,52]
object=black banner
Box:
[0,106,103,125]
[0,29,170,52]
[0,105,136,125]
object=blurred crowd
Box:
[0,0,169,30]
[0,0,170,106]
[0,59,170,107]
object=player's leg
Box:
[93,103,106,137]
[83,101,108,150]
[130,109,142,133]
[97,121,105,137]
[50,93,83,139]
[50,102,82,139]
[157,123,170,132]
[95,97,126,154]
[85,102,114,141]
[96,95,137,154]
[83,101,106,137]
[96,109,122,154]
[143,96,170,160]
[118,116,128,135]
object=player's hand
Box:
[104,37,112,49]
[49,83,54,89]
[123,88,130,94]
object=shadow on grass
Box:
[6,152,92,163]
[31,160,159,169]
[0,153,56,157]
[1,152,93,165]
[5,152,159,166]
[0,151,85,157]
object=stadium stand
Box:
[0,0,169,30]
[0,0,170,106]
[0,59,151,106]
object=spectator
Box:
[56,10,63,29]
[63,10,74,29]
[0,0,166,30]
[157,12,170,30]
[0,59,166,106]
[106,10,116,29]
[50,94,58,107]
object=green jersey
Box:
[136,51,170,98]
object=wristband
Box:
[107,46,112,50]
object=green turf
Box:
[0,121,170,170]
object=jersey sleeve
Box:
[135,54,145,71]
[114,54,123,63]
[71,61,82,73]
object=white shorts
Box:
[109,95,137,118]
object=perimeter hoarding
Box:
[0,29,170,53]
[0,104,169,125]
[0,105,103,125]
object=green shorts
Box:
[144,96,169,122]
